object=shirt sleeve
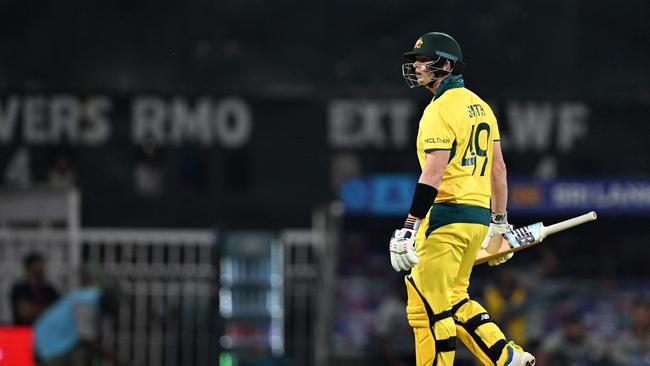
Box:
[420,105,455,152]
[485,104,501,141]
[492,118,501,142]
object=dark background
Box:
[1,1,649,365]
[1,0,649,228]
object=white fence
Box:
[0,225,332,366]
[0,187,80,324]
[83,228,216,366]
[282,203,342,366]
[282,229,322,366]
[0,188,337,366]
[0,226,217,366]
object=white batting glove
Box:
[389,218,420,272]
[481,212,514,266]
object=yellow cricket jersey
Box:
[416,87,500,209]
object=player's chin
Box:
[416,76,432,86]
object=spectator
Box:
[134,146,164,197]
[483,268,528,346]
[10,252,60,325]
[519,248,563,352]
[368,277,414,366]
[537,312,608,366]
[611,299,650,365]
[34,287,129,366]
[48,152,77,188]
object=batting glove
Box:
[481,212,514,266]
[390,217,420,272]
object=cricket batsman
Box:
[388,32,535,366]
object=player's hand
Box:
[390,228,419,271]
[482,212,514,266]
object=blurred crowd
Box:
[337,246,650,366]
[5,245,650,366]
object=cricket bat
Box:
[475,211,597,265]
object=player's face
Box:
[413,56,435,85]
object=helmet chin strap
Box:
[423,59,452,89]
[425,72,450,90]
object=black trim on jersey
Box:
[424,148,452,153]
[448,139,457,161]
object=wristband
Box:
[403,216,420,230]
[490,211,508,224]
[409,183,438,219]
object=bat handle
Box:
[543,211,597,237]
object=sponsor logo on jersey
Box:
[424,137,450,144]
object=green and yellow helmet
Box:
[403,32,463,62]
[402,32,466,88]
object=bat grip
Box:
[544,211,597,236]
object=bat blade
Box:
[475,223,543,265]
[474,212,597,265]
[503,223,543,248]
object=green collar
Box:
[434,74,465,100]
